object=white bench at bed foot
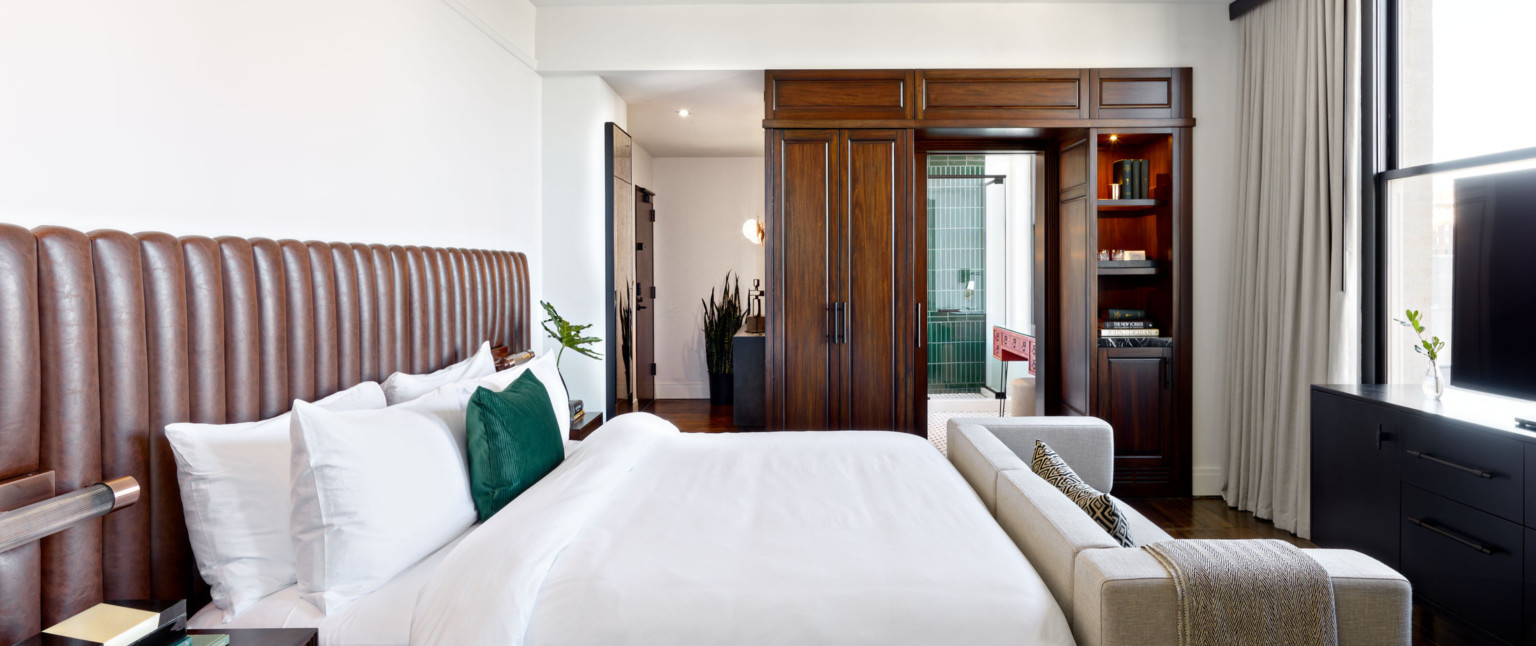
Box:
[948,417,1412,646]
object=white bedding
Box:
[188,525,476,646]
[411,414,1074,645]
[187,440,586,646]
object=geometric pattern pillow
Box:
[1031,440,1135,547]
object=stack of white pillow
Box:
[167,341,571,622]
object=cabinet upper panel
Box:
[767,70,915,121]
[765,68,1191,125]
[1090,68,1191,120]
[918,69,1088,120]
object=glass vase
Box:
[1422,360,1445,400]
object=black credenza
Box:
[1312,384,1536,644]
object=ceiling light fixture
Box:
[677,109,691,117]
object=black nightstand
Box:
[571,413,604,441]
[189,628,317,646]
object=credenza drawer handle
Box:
[1405,450,1494,479]
[1407,517,1495,555]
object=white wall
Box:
[634,143,654,192]
[540,75,628,415]
[650,157,766,398]
[538,2,1238,494]
[0,0,545,312]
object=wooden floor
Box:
[632,399,1494,646]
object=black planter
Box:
[708,372,734,405]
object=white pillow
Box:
[380,341,495,405]
[165,381,387,621]
[289,385,478,613]
[480,353,572,439]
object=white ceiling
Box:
[540,0,1222,5]
[603,70,765,158]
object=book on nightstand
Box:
[21,600,187,646]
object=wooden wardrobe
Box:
[764,68,1195,497]
[766,127,920,432]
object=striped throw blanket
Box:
[1145,539,1338,646]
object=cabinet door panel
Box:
[842,130,907,431]
[1056,137,1091,416]
[1309,391,1402,568]
[1097,350,1165,455]
[771,130,839,430]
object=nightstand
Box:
[189,628,317,646]
[571,413,604,441]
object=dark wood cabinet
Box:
[1096,347,1173,494]
[917,69,1088,121]
[1089,68,1190,120]
[767,129,917,432]
[1401,486,1525,644]
[1310,390,1402,568]
[766,70,915,122]
[1526,528,1536,645]
[1312,384,1536,644]
[763,69,1191,447]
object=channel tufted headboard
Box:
[0,224,532,643]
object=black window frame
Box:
[1360,0,1536,383]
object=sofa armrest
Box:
[949,416,1114,493]
[947,423,1030,514]
[1072,547,1411,646]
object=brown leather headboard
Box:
[0,224,531,642]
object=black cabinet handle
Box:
[1405,450,1494,479]
[1407,517,1495,555]
[841,302,849,345]
[1376,424,1386,450]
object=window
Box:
[1370,0,1536,385]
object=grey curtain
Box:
[1224,0,1359,538]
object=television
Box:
[1451,166,1536,400]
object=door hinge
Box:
[650,285,656,299]
[650,210,656,222]
[649,363,657,376]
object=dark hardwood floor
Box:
[613,398,741,432]
[632,400,1490,646]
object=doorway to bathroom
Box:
[924,151,1038,451]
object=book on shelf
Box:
[1113,159,1151,199]
[1100,328,1161,337]
[1101,320,1156,329]
[1102,308,1147,321]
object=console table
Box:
[1311,384,1536,644]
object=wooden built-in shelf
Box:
[1098,266,1162,276]
[1096,199,1160,212]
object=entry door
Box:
[635,187,656,406]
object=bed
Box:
[0,224,1070,646]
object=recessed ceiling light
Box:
[677,109,691,117]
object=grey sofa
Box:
[948,417,1411,646]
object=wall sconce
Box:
[0,477,139,553]
[742,219,764,245]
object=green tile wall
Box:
[927,155,987,393]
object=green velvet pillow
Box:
[466,371,565,521]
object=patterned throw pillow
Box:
[1031,440,1134,547]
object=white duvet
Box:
[411,414,1074,646]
